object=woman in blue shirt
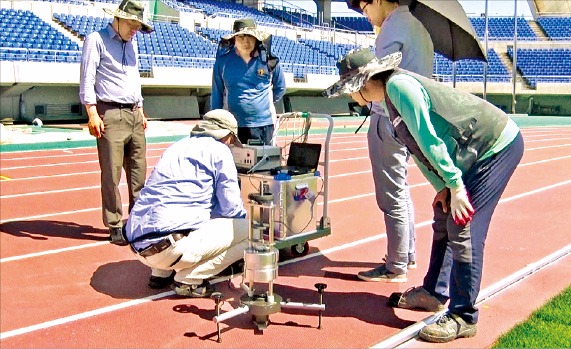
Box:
[211,18,286,145]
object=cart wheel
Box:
[291,242,309,257]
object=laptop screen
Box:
[286,142,322,171]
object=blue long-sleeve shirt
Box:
[211,48,286,128]
[125,136,246,249]
[79,24,143,107]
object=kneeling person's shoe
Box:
[357,264,407,283]
[388,286,445,312]
[148,271,175,289]
[173,280,214,298]
[109,227,128,246]
[419,313,477,343]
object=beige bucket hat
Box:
[222,18,269,42]
[191,110,243,148]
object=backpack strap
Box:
[261,35,279,73]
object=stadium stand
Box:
[434,49,510,83]
[175,0,285,27]
[508,47,571,88]
[0,8,80,62]
[1,0,570,121]
[537,16,571,40]
[469,17,537,40]
[331,16,373,33]
[263,6,316,29]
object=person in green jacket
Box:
[324,48,524,343]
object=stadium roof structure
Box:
[529,0,571,15]
[337,0,571,17]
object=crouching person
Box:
[124,109,247,298]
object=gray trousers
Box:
[96,104,146,228]
[367,112,416,275]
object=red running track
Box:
[1,123,570,348]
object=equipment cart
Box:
[236,112,334,258]
[211,112,333,339]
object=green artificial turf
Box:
[492,286,571,348]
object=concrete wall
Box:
[287,95,355,115]
[1,85,81,123]
[143,95,200,119]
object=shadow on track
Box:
[0,220,108,241]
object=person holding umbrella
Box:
[349,0,434,282]
[324,48,524,343]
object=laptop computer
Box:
[271,142,322,175]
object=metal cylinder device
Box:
[244,246,279,283]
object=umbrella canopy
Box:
[403,0,487,62]
[347,0,487,62]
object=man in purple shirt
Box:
[125,110,248,298]
[79,0,153,245]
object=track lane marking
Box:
[1,180,570,340]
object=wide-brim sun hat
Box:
[222,18,269,42]
[323,48,402,98]
[103,0,153,34]
[191,109,243,148]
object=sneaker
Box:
[357,264,407,283]
[109,227,128,246]
[388,286,445,312]
[172,280,214,298]
[419,313,477,343]
[381,255,417,270]
[148,271,175,289]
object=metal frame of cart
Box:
[254,111,334,258]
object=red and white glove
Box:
[450,186,475,226]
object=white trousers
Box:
[134,218,249,285]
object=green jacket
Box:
[384,69,520,192]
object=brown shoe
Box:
[109,227,128,246]
[172,280,214,298]
[388,286,445,312]
[419,313,477,343]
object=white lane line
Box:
[2,143,569,183]
[0,241,109,263]
[526,143,571,150]
[5,155,571,200]
[1,152,570,219]
[373,244,571,349]
[0,290,174,340]
[1,180,570,339]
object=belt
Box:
[136,231,190,258]
[98,100,138,111]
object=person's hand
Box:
[432,188,449,211]
[139,106,148,131]
[450,186,475,225]
[87,114,104,138]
